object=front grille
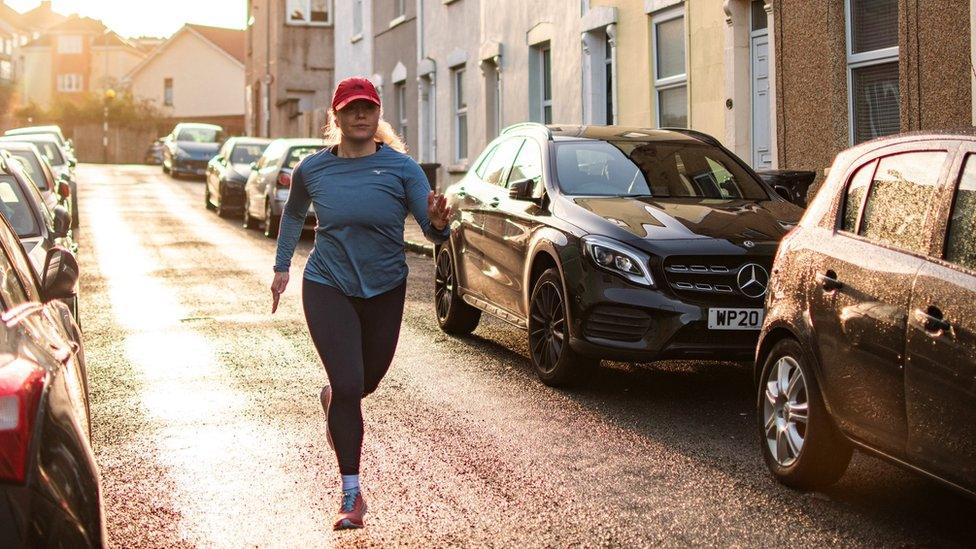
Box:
[584,306,653,342]
[663,255,772,303]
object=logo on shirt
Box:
[372,169,385,175]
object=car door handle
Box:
[816,270,843,291]
[914,306,951,334]
[489,197,500,208]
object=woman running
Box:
[270,76,451,530]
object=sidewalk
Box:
[404,218,434,257]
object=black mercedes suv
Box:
[434,124,804,385]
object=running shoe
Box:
[333,490,367,530]
[320,385,334,450]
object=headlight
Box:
[582,235,655,287]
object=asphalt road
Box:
[77,164,976,547]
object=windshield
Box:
[554,140,768,200]
[21,140,64,166]
[8,130,63,147]
[177,127,222,143]
[0,175,39,237]
[231,144,267,165]
[285,146,322,169]
[6,152,48,190]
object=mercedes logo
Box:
[736,263,770,299]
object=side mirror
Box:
[68,158,76,168]
[250,162,258,171]
[508,177,536,201]
[52,205,70,237]
[41,246,79,301]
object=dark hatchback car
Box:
[242,138,323,238]
[0,141,71,214]
[162,123,225,178]
[756,132,976,498]
[0,213,103,545]
[435,124,803,385]
[205,137,271,217]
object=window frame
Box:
[540,44,552,124]
[845,0,899,145]
[453,67,468,163]
[163,77,174,106]
[56,73,83,93]
[651,7,687,128]
[285,0,333,27]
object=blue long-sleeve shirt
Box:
[274,144,450,298]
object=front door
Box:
[807,149,949,453]
[750,6,771,170]
[905,151,976,490]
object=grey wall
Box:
[335,0,373,83]
[373,0,418,154]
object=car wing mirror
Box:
[250,162,258,171]
[67,158,76,168]
[508,177,537,201]
[52,205,70,237]
[41,246,79,301]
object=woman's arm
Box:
[402,157,451,244]
[274,164,312,273]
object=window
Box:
[57,35,82,54]
[483,59,501,139]
[847,0,899,144]
[541,45,552,124]
[0,241,29,309]
[395,83,408,142]
[507,141,543,190]
[285,146,323,169]
[394,0,406,18]
[653,10,687,127]
[353,0,363,36]
[0,175,40,238]
[287,0,332,26]
[231,144,267,165]
[176,127,223,143]
[604,32,614,125]
[56,73,83,93]
[453,68,467,162]
[751,0,768,31]
[480,138,523,186]
[945,155,976,271]
[841,160,876,232]
[0,61,11,81]
[163,78,173,106]
[474,144,499,179]
[8,151,48,190]
[859,151,947,253]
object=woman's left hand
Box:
[427,191,453,231]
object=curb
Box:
[404,240,434,257]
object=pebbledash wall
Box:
[772,0,972,192]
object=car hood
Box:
[566,196,803,246]
[176,141,220,159]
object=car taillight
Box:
[0,360,45,483]
[277,172,291,188]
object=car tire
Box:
[757,338,853,490]
[242,194,259,230]
[205,183,216,211]
[263,200,279,239]
[434,246,481,335]
[528,268,597,386]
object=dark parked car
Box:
[0,134,78,229]
[757,169,816,208]
[162,123,225,178]
[0,141,71,215]
[205,137,271,218]
[145,138,165,165]
[0,212,102,546]
[0,152,77,317]
[435,123,803,385]
[756,131,976,498]
[242,138,323,238]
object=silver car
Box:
[242,138,322,238]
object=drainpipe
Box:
[607,23,618,126]
[265,0,271,137]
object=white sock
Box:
[341,474,360,493]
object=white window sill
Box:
[285,20,333,28]
[350,33,363,44]
[447,162,468,174]
[389,15,406,29]
[443,0,459,4]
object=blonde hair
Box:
[323,108,406,153]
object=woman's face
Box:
[335,100,381,142]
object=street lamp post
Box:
[102,88,116,164]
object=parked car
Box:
[755,131,976,498]
[0,134,78,229]
[145,138,165,165]
[0,207,101,545]
[0,141,71,216]
[205,137,272,218]
[162,123,225,178]
[0,151,76,317]
[434,123,804,385]
[242,138,323,238]
[4,125,75,162]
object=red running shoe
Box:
[333,490,367,530]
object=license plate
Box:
[708,308,764,330]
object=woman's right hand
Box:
[271,271,289,314]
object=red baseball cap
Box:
[332,77,381,111]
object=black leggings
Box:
[302,278,406,475]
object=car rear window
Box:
[231,144,267,165]
[945,154,976,271]
[7,151,47,190]
[0,175,39,238]
[285,146,322,169]
[177,127,223,143]
[554,140,768,199]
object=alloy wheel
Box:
[434,250,454,321]
[763,356,809,466]
[529,280,565,375]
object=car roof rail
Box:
[660,127,722,147]
[501,122,552,140]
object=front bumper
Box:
[220,180,246,210]
[172,157,209,176]
[565,258,763,362]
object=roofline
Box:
[123,24,244,82]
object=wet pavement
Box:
[78,164,976,547]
